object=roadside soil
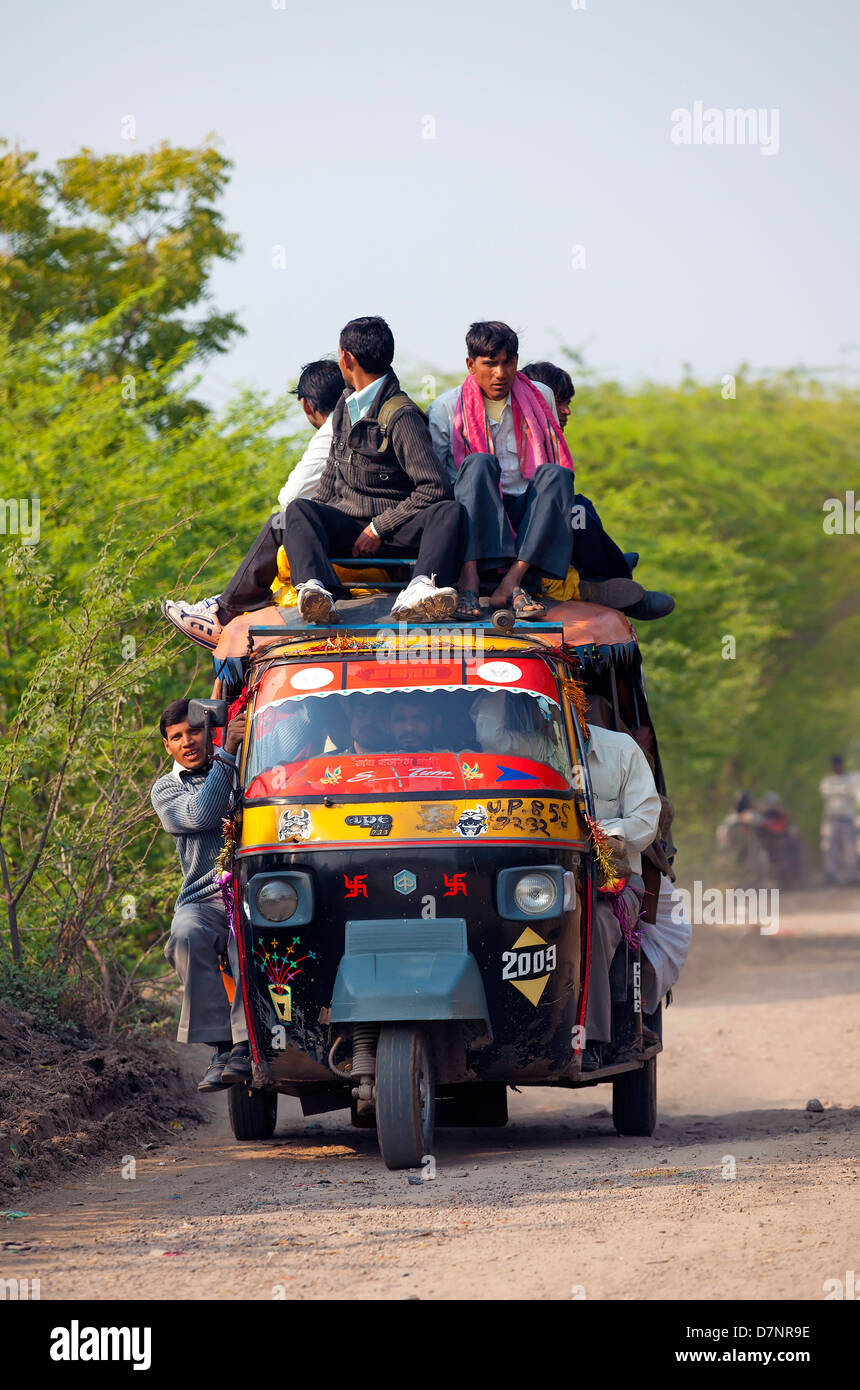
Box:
[0,1008,201,1197]
[2,888,858,1301]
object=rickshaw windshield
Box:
[244,684,573,790]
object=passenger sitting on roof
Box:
[277,359,347,507]
[163,358,344,650]
[427,322,645,623]
[522,361,674,623]
[161,318,468,649]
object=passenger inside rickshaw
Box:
[245,685,573,786]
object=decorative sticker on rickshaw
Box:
[443,873,467,896]
[277,808,312,841]
[502,927,557,1006]
[344,813,393,837]
[254,932,316,1024]
[344,874,368,898]
[321,765,342,785]
[393,869,417,895]
[475,660,522,684]
[454,806,488,837]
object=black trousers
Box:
[454,452,575,580]
[572,493,631,581]
[219,500,467,615]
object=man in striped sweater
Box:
[151,696,250,1092]
[162,316,468,646]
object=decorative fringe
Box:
[562,674,589,738]
[609,891,644,950]
[214,817,238,939]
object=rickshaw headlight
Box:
[513,872,559,916]
[256,879,299,922]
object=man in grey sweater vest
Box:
[151,696,250,1092]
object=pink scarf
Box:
[451,371,574,480]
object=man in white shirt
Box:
[581,720,663,1069]
[428,321,643,621]
[277,359,345,508]
[820,754,860,884]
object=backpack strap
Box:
[376,392,423,452]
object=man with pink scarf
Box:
[428,321,644,619]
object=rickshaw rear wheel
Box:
[227,1084,278,1141]
[612,1004,661,1137]
[375,1023,435,1170]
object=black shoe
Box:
[220,1041,252,1085]
[623,590,675,621]
[578,578,644,610]
[198,1049,232,1092]
[623,551,639,572]
[580,1043,604,1072]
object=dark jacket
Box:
[314,372,452,538]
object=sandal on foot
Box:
[511,587,546,620]
[455,589,482,619]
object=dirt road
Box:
[4,889,859,1301]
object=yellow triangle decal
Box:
[512,926,547,950]
[512,974,550,1007]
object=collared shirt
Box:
[584,723,662,874]
[151,750,237,907]
[346,376,385,426]
[820,772,860,820]
[277,414,334,509]
[428,379,559,496]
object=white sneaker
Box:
[162,595,223,651]
[297,580,337,624]
[390,573,457,622]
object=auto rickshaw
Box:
[200,589,669,1169]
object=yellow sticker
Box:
[501,927,557,1007]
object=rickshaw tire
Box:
[375,1023,435,1170]
[612,1054,657,1137]
[227,1084,278,1141]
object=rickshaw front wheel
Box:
[375,1024,435,1170]
[227,1084,278,1141]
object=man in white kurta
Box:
[582,722,662,1068]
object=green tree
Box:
[0,137,243,385]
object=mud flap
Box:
[330,919,491,1037]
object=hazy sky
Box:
[4,0,858,407]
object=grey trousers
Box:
[454,452,575,578]
[585,874,645,1044]
[822,816,859,884]
[164,899,248,1046]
